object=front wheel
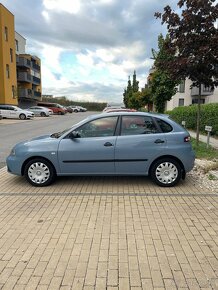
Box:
[24,158,56,186]
[150,158,182,187]
[19,113,26,120]
[40,112,46,117]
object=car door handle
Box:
[104,142,114,147]
[154,139,165,144]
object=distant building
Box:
[0,4,42,108]
[166,79,217,110]
[0,4,17,105]
[17,54,42,108]
[147,66,218,111]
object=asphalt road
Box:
[0,111,98,165]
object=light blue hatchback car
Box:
[7,112,195,187]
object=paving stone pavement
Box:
[0,167,217,290]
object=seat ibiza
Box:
[7,112,195,187]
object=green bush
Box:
[166,103,218,136]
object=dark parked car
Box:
[7,112,195,187]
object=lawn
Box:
[191,138,218,160]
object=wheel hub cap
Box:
[28,162,50,184]
[156,162,178,184]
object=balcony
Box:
[32,76,41,85]
[17,72,32,83]
[32,62,40,71]
[18,89,41,100]
[191,85,214,96]
[17,57,31,68]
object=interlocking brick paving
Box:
[0,167,217,289]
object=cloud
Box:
[1,0,178,103]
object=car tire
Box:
[74,109,78,113]
[150,158,182,187]
[19,113,26,120]
[40,112,46,117]
[24,158,56,187]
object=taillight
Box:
[184,136,190,142]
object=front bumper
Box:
[6,155,23,176]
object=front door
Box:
[58,116,118,174]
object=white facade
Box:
[166,79,218,111]
[15,31,26,54]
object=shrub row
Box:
[166,103,218,136]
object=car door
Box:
[58,116,118,174]
[115,115,166,174]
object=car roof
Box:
[97,111,169,119]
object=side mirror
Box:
[69,131,80,139]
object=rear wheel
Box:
[19,114,26,120]
[150,158,182,187]
[40,112,46,117]
[24,158,56,186]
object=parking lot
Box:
[0,113,217,289]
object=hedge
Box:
[166,103,218,136]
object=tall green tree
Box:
[132,70,139,93]
[150,34,179,113]
[155,0,218,144]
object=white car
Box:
[0,105,34,120]
[27,106,52,117]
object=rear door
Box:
[115,115,166,174]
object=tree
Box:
[155,0,218,144]
[132,70,139,93]
[151,70,178,113]
[150,34,179,113]
[123,72,140,108]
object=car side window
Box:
[121,116,159,135]
[156,118,173,133]
[77,117,118,138]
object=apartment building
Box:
[17,53,42,108]
[0,4,17,105]
[166,79,217,111]
[0,4,42,108]
[147,67,218,111]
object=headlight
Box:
[10,148,16,156]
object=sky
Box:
[1,0,177,103]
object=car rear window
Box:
[156,118,173,133]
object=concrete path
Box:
[188,130,218,150]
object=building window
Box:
[203,85,211,93]
[10,48,13,62]
[12,86,16,99]
[192,98,205,104]
[15,39,19,52]
[6,64,10,78]
[4,26,8,41]
[178,98,184,106]
[179,80,185,93]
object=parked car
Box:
[77,106,87,112]
[37,102,66,115]
[69,106,80,113]
[0,105,34,120]
[27,106,51,117]
[7,112,195,187]
[105,108,137,113]
[65,106,74,113]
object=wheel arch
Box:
[21,156,57,176]
[149,155,186,179]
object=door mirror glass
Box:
[69,131,81,139]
